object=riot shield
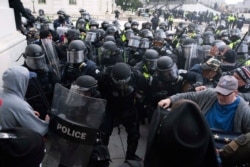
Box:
[182,43,198,70]
[41,38,61,80]
[44,83,106,167]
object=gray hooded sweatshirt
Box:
[0,66,49,135]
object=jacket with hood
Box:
[0,66,49,135]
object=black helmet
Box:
[38,9,45,16]
[202,31,215,45]
[82,12,90,21]
[112,20,121,28]
[128,17,133,23]
[57,9,66,15]
[67,40,86,64]
[159,22,168,31]
[157,56,178,82]
[70,75,98,96]
[111,62,131,84]
[24,44,46,70]
[77,19,86,29]
[192,34,203,45]
[101,41,118,52]
[79,8,86,14]
[101,21,109,30]
[230,28,241,42]
[154,29,167,39]
[131,21,139,29]
[89,19,99,29]
[140,29,154,39]
[65,29,81,43]
[143,49,159,73]
[106,25,117,35]
[124,22,131,30]
[104,35,116,42]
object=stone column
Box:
[0,0,27,86]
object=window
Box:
[38,0,46,4]
[69,0,77,5]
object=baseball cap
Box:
[201,58,221,71]
[214,75,238,95]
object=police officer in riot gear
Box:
[23,44,59,120]
[99,62,147,161]
[147,56,201,120]
[61,39,100,88]
[53,9,73,30]
[99,40,124,72]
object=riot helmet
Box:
[57,9,66,21]
[154,29,167,39]
[187,23,195,33]
[143,49,159,74]
[24,44,46,70]
[38,9,45,16]
[165,30,175,43]
[79,8,86,14]
[218,30,230,44]
[140,29,154,40]
[101,41,119,55]
[104,35,116,42]
[124,29,135,41]
[112,20,121,28]
[192,34,203,45]
[230,28,241,42]
[85,30,98,43]
[124,22,131,30]
[202,31,215,45]
[65,29,81,43]
[67,40,86,64]
[159,22,168,31]
[77,19,86,29]
[143,22,152,30]
[131,21,139,30]
[89,19,99,29]
[82,12,90,21]
[216,25,225,32]
[128,35,141,48]
[106,25,117,35]
[157,56,178,82]
[175,22,185,34]
[70,75,98,97]
[128,17,133,23]
[101,21,109,31]
[140,38,151,49]
[202,45,213,60]
[111,62,131,85]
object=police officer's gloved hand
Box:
[188,82,203,92]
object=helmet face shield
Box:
[158,63,178,82]
[146,59,157,71]
[85,32,97,42]
[70,83,97,96]
[25,54,46,70]
[67,50,85,64]
[128,38,140,48]
[140,39,150,49]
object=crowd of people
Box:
[1,1,250,166]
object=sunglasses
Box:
[216,91,234,96]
